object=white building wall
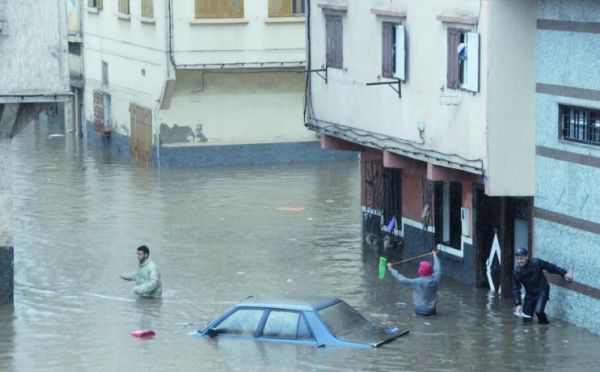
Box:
[83,0,311,148]
[172,1,306,66]
[83,0,169,135]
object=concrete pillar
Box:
[0,104,17,304]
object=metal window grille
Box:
[561,105,600,146]
[118,0,130,15]
[141,0,154,18]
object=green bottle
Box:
[379,257,387,279]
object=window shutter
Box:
[195,0,207,18]
[118,0,130,14]
[335,17,343,69]
[196,0,223,18]
[293,0,305,14]
[142,0,154,18]
[393,24,405,81]
[269,0,291,17]
[326,15,343,69]
[229,0,244,18]
[447,28,461,89]
[97,0,103,9]
[382,23,393,78]
[464,32,479,92]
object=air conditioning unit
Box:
[460,207,470,237]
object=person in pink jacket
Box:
[387,250,441,316]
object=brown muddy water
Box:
[0,121,598,372]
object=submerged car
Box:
[193,296,409,348]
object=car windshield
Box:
[317,301,371,337]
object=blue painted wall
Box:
[86,121,357,167]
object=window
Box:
[141,0,154,18]
[447,28,479,92]
[382,23,405,80]
[118,0,129,14]
[318,301,370,337]
[383,168,402,232]
[102,61,109,86]
[87,0,103,9]
[195,0,244,19]
[268,0,305,17]
[214,309,263,336]
[434,181,462,250]
[68,42,81,56]
[326,15,343,69]
[261,311,313,340]
[103,94,112,129]
[560,105,600,145]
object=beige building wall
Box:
[486,1,536,196]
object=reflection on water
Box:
[0,121,598,372]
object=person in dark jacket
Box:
[387,250,441,316]
[511,247,572,324]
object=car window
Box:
[317,301,371,337]
[260,310,313,340]
[215,308,264,336]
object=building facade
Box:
[82,0,352,167]
[0,0,71,303]
[534,0,600,334]
[306,0,537,291]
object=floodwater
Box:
[0,120,598,372]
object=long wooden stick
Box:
[389,252,433,267]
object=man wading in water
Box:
[120,245,163,298]
[387,250,441,316]
[511,248,572,324]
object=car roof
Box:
[235,295,342,311]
